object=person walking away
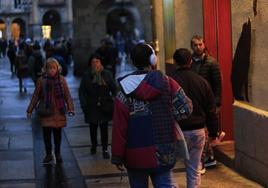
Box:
[79,53,117,159]
[28,42,44,85]
[111,43,193,188]
[52,47,68,76]
[7,41,17,75]
[170,48,219,188]
[1,39,8,58]
[26,58,74,164]
[190,35,224,172]
[15,43,29,93]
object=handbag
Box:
[36,101,54,117]
[98,97,114,117]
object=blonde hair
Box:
[43,58,62,74]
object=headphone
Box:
[144,43,157,66]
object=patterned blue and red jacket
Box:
[111,70,192,172]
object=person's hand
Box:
[68,111,75,117]
[27,112,32,119]
[116,164,125,171]
[210,137,218,147]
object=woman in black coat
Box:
[79,54,117,159]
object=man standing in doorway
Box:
[190,35,224,173]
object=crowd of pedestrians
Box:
[3,33,226,188]
[4,37,72,93]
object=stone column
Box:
[5,17,12,41]
[66,0,73,38]
[31,0,42,40]
[151,0,165,72]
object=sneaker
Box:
[200,166,206,175]
[43,154,53,164]
[217,131,226,142]
[102,150,110,159]
[55,154,63,163]
[91,146,97,155]
[204,157,217,168]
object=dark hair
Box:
[32,42,41,50]
[130,43,153,70]
[173,48,192,66]
[88,53,103,66]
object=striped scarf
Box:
[91,65,106,85]
[43,74,66,114]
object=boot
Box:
[55,153,63,163]
[43,154,53,164]
[102,150,110,159]
[90,145,97,155]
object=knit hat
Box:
[130,43,154,70]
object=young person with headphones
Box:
[111,43,193,188]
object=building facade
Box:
[72,0,153,75]
[0,0,73,41]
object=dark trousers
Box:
[89,122,108,151]
[43,127,62,155]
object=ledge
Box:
[233,101,268,117]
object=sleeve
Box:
[106,71,118,96]
[204,83,219,138]
[210,62,222,107]
[26,78,42,113]
[111,92,129,165]
[78,73,89,113]
[27,56,35,78]
[62,77,74,112]
[168,77,193,121]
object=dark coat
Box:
[169,68,219,137]
[79,69,117,124]
[191,55,222,107]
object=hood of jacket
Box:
[118,70,167,101]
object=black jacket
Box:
[169,68,218,137]
[191,55,222,107]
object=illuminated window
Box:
[11,23,20,41]
[42,25,51,39]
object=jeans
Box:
[127,169,178,188]
[183,128,206,188]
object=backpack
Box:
[33,54,44,78]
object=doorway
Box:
[42,10,62,39]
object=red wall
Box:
[203,0,233,140]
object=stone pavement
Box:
[0,57,263,188]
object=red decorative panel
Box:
[203,0,233,140]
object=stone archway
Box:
[93,1,145,46]
[12,18,26,40]
[105,2,143,41]
[42,10,62,39]
[72,0,152,76]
